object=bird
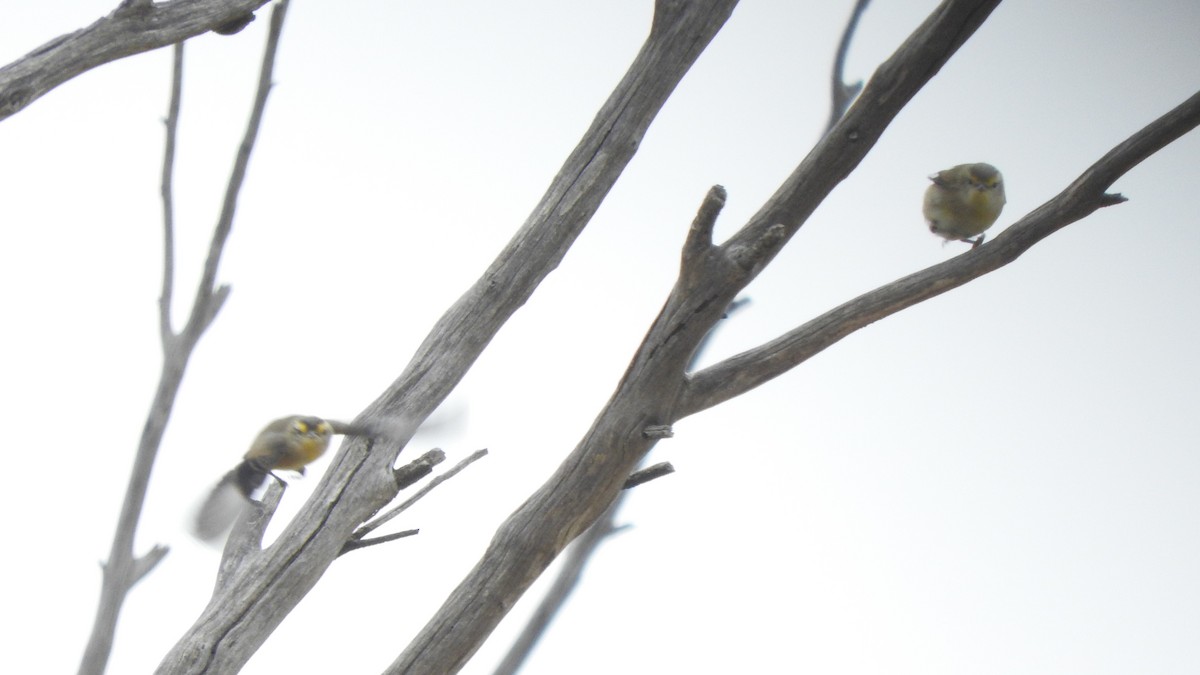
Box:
[191,415,374,541]
[922,162,1006,248]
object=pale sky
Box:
[2,1,1198,674]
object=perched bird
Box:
[191,415,374,541]
[922,162,1006,247]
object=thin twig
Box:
[825,0,870,133]
[158,42,182,348]
[183,1,289,342]
[352,449,489,541]
[399,5,1003,672]
[339,529,420,556]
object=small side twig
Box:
[622,462,675,490]
[339,529,421,556]
[350,449,489,542]
[158,42,182,348]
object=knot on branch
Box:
[641,424,674,439]
[622,462,675,489]
[213,12,256,36]
[727,223,787,271]
[393,448,446,489]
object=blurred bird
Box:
[922,162,1006,247]
[191,415,375,541]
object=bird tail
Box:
[191,459,272,542]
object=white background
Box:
[2,1,1198,673]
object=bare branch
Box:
[0,0,273,122]
[181,1,291,341]
[78,6,289,674]
[387,4,1000,673]
[680,87,1200,419]
[825,0,871,133]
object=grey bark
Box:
[155,1,741,672]
[0,0,274,122]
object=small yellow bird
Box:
[192,415,373,541]
[922,162,1006,247]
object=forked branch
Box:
[679,88,1200,419]
[78,5,289,674]
[390,3,1003,672]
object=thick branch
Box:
[680,89,1200,418]
[388,2,1000,673]
[0,0,272,122]
[490,500,625,675]
[719,0,1002,281]
[157,2,739,673]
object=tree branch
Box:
[78,5,288,674]
[157,2,740,673]
[0,0,273,122]
[679,87,1200,419]
[490,500,626,675]
[719,0,1001,282]
[384,2,1001,673]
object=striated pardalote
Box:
[191,415,375,541]
[923,162,1006,247]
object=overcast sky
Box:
[2,1,1199,673]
